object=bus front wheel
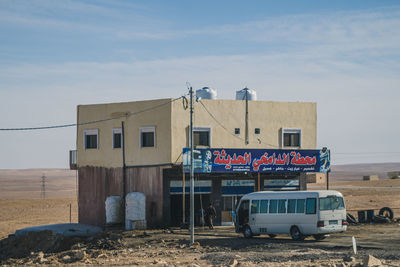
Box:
[243,225,253,238]
[290,226,304,241]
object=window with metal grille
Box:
[140,127,155,147]
[282,129,301,147]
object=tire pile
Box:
[347,207,394,225]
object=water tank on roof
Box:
[236,87,257,101]
[196,87,217,100]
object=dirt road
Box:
[1,224,400,266]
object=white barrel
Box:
[236,87,257,100]
[125,192,146,230]
[105,196,122,224]
[196,87,217,100]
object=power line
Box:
[0,97,184,131]
[335,152,400,155]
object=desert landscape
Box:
[1,164,400,266]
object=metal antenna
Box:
[244,88,249,145]
[41,173,46,199]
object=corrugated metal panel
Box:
[78,166,166,228]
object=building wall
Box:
[77,98,316,168]
[363,175,379,181]
[171,99,317,163]
[78,165,167,228]
[77,99,173,168]
[307,173,327,184]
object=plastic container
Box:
[125,192,146,230]
[105,196,123,224]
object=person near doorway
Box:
[205,202,217,229]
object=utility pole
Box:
[189,86,195,245]
[244,87,249,145]
[326,170,330,190]
[122,121,127,224]
[41,174,46,199]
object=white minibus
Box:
[235,190,347,240]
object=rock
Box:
[363,255,382,267]
[190,241,201,248]
[62,255,71,263]
[153,259,168,265]
[97,253,107,259]
[343,255,356,262]
[71,250,86,261]
[37,251,44,259]
[228,259,238,267]
[39,257,48,264]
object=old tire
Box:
[268,234,277,239]
[379,207,394,220]
[372,215,390,223]
[313,234,326,241]
[347,213,357,224]
[243,225,253,238]
[290,226,304,241]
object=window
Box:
[194,127,211,147]
[251,200,259,214]
[306,198,317,214]
[282,128,301,147]
[84,129,98,149]
[260,200,268,213]
[140,127,155,147]
[319,196,345,211]
[288,199,296,213]
[269,200,278,213]
[278,199,287,213]
[254,128,260,134]
[112,128,122,149]
[234,128,240,135]
[296,199,305,213]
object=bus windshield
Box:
[319,196,345,211]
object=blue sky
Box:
[1,0,400,168]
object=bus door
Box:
[249,199,259,229]
[236,199,249,232]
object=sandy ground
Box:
[0,198,78,239]
[1,224,400,266]
[1,169,400,266]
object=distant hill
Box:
[1,163,400,198]
[0,168,76,199]
[330,162,400,181]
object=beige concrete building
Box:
[306,173,327,184]
[363,175,379,181]
[77,98,316,168]
[75,97,318,227]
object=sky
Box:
[1,0,400,169]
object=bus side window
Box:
[306,198,317,214]
[260,200,268,213]
[296,199,305,213]
[269,200,278,213]
[278,199,287,213]
[251,200,259,214]
[288,199,296,213]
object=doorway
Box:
[170,194,211,227]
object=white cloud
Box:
[1,4,400,167]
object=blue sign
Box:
[183,148,330,173]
